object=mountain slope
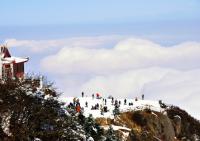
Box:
[62,96,200,141]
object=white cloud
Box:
[5,36,200,119]
[79,67,200,119]
[5,35,124,53]
[80,67,172,98]
[40,37,200,119]
[41,38,200,75]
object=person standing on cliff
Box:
[124,99,127,105]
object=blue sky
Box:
[0,0,200,45]
[0,0,200,25]
[1,1,200,119]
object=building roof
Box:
[2,57,29,64]
[0,45,29,65]
[1,46,11,58]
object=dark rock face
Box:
[167,106,200,140]
[96,108,200,141]
[130,111,175,141]
[159,113,175,141]
[173,115,182,136]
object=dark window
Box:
[15,63,24,73]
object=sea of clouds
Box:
[5,35,200,119]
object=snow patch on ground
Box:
[59,96,163,118]
[103,125,131,141]
[103,125,131,131]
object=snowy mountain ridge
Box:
[1,79,200,141]
[60,96,164,118]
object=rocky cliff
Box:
[96,107,200,141]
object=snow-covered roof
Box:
[11,57,29,63]
[0,46,29,65]
[2,56,28,64]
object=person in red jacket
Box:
[76,104,81,113]
[96,93,101,99]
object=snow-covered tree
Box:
[84,114,103,140]
[0,77,86,140]
[105,125,119,141]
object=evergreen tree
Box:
[84,114,103,140]
[0,77,85,140]
[105,125,119,141]
[84,114,96,136]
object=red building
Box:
[0,46,29,79]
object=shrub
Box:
[132,111,147,127]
